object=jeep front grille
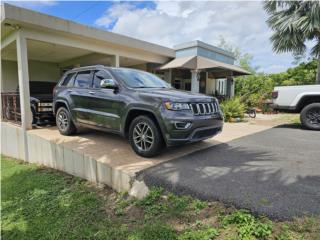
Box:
[189,102,218,115]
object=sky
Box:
[5,1,303,73]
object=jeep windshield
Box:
[111,68,171,89]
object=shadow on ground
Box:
[138,125,320,220]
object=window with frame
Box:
[61,72,76,87]
[93,70,113,89]
[74,71,92,88]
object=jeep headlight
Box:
[164,101,190,111]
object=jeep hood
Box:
[138,88,213,102]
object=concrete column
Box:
[226,77,234,97]
[231,79,235,97]
[191,70,200,93]
[16,31,32,161]
[111,55,120,67]
[163,69,172,85]
[0,59,2,118]
[168,69,172,85]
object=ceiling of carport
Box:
[1,39,93,63]
[1,39,152,67]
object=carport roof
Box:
[1,3,175,58]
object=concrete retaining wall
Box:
[1,122,135,193]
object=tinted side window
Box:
[61,72,76,87]
[74,71,92,88]
[93,70,113,89]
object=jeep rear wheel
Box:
[56,107,77,135]
[129,115,164,157]
[300,103,320,131]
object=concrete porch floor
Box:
[2,114,291,197]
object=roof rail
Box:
[70,65,106,70]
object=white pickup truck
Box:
[272,85,320,130]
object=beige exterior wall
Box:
[1,60,60,91]
[127,63,148,71]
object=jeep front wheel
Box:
[300,103,320,131]
[129,115,164,157]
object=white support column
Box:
[231,78,235,97]
[191,70,200,93]
[16,31,32,161]
[226,77,234,98]
[111,54,120,67]
[168,69,172,84]
[0,58,2,118]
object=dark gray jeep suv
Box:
[53,65,223,157]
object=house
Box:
[1,3,249,161]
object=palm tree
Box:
[264,1,320,84]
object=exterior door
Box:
[70,70,93,124]
[86,70,124,131]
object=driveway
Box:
[139,124,320,220]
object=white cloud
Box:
[95,1,296,73]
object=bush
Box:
[220,97,245,122]
[178,227,219,240]
[222,210,273,240]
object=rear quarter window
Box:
[61,72,76,87]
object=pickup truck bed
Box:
[272,85,320,130]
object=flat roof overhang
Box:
[159,55,250,77]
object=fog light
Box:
[174,122,192,130]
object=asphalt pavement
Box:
[138,124,320,220]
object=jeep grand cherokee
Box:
[53,65,223,157]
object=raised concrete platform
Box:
[1,117,279,197]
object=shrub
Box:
[223,210,272,240]
[191,199,208,214]
[136,187,164,207]
[220,97,245,122]
[178,227,219,240]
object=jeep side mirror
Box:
[100,79,118,89]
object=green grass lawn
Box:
[1,155,319,240]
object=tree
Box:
[264,1,320,84]
[217,36,271,107]
[270,60,317,86]
[217,36,258,73]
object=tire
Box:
[300,103,320,131]
[129,115,164,157]
[56,107,77,135]
[248,109,256,118]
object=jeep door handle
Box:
[89,91,95,95]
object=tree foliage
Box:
[234,60,317,107]
[264,1,320,83]
[218,35,318,107]
[270,60,318,86]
